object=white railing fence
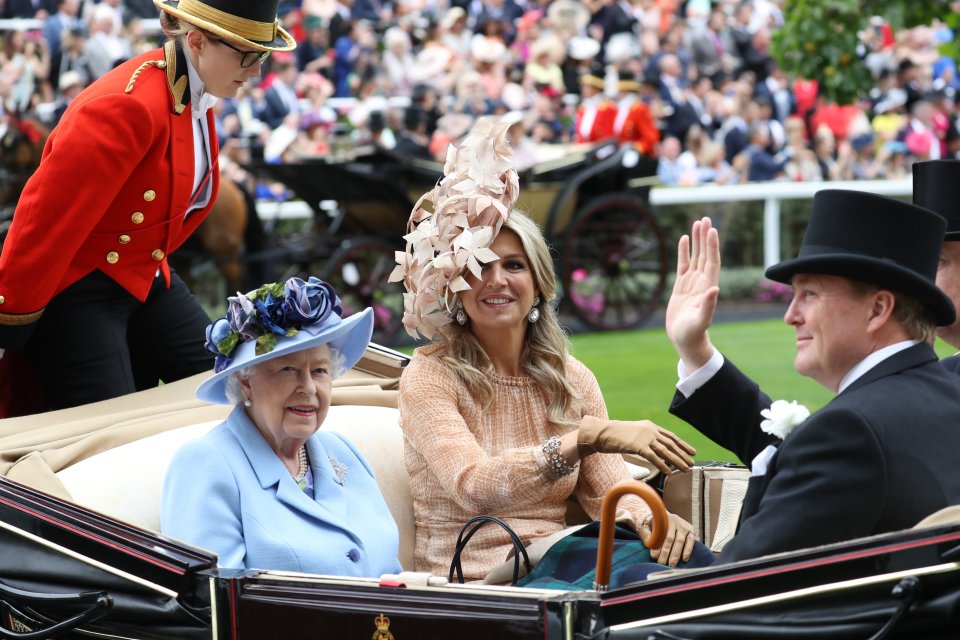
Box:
[648,178,913,268]
[255,178,914,269]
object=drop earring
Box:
[244,399,252,407]
[528,297,541,323]
[453,297,467,326]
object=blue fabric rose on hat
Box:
[205,317,233,356]
[283,276,342,325]
[254,295,290,337]
[204,277,344,373]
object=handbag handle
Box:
[448,515,532,586]
[594,480,668,591]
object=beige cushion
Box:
[322,405,415,570]
[56,420,220,531]
[914,505,960,529]
[53,405,416,571]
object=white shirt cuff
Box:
[676,349,724,399]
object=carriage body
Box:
[1,347,958,639]
[4,494,959,640]
[253,141,665,344]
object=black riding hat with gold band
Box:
[154,0,296,52]
[579,64,605,90]
[617,71,642,93]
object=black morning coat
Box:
[670,343,960,563]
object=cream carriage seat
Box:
[1,359,650,576]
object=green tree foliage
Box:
[771,0,958,105]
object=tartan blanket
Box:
[516,522,717,591]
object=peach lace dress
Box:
[398,343,652,581]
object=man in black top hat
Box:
[663,190,960,562]
[914,159,960,372]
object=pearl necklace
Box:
[293,445,309,486]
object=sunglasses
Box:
[204,32,270,68]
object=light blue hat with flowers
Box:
[196,277,374,405]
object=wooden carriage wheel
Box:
[560,195,668,331]
[320,237,405,346]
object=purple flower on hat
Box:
[227,297,261,342]
[283,276,342,325]
[203,277,347,366]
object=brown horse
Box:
[173,177,253,295]
[0,115,49,210]
[203,178,249,294]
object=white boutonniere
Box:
[760,400,810,440]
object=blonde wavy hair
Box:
[159,11,198,40]
[434,211,584,429]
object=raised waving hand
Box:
[665,217,721,370]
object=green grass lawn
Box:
[570,320,958,463]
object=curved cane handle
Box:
[594,480,668,591]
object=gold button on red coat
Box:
[143,190,156,202]
[0,296,5,304]
[106,252,119,264]
[131,212,144,224]
[152,249,165,261]
[118,234,131,244]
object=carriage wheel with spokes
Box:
[321,237,405,346]
[560,194,667,331]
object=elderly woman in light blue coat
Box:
[161,277,401,577]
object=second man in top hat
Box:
[913,158,960,371]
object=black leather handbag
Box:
[448,515,532,586]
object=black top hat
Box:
[765,189,955,326]
[913,159,960,240]
[154,0,296,51]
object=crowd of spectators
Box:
[2,0,960,189]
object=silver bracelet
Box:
[542,436,577,477]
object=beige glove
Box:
[642,512,696,566]
[577,415,696,475]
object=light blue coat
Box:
[161,406,402,577]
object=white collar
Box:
[837,339,920,393]
[184,51,218,120]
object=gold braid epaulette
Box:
[124,42,188,115]
[124,59,167,94]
